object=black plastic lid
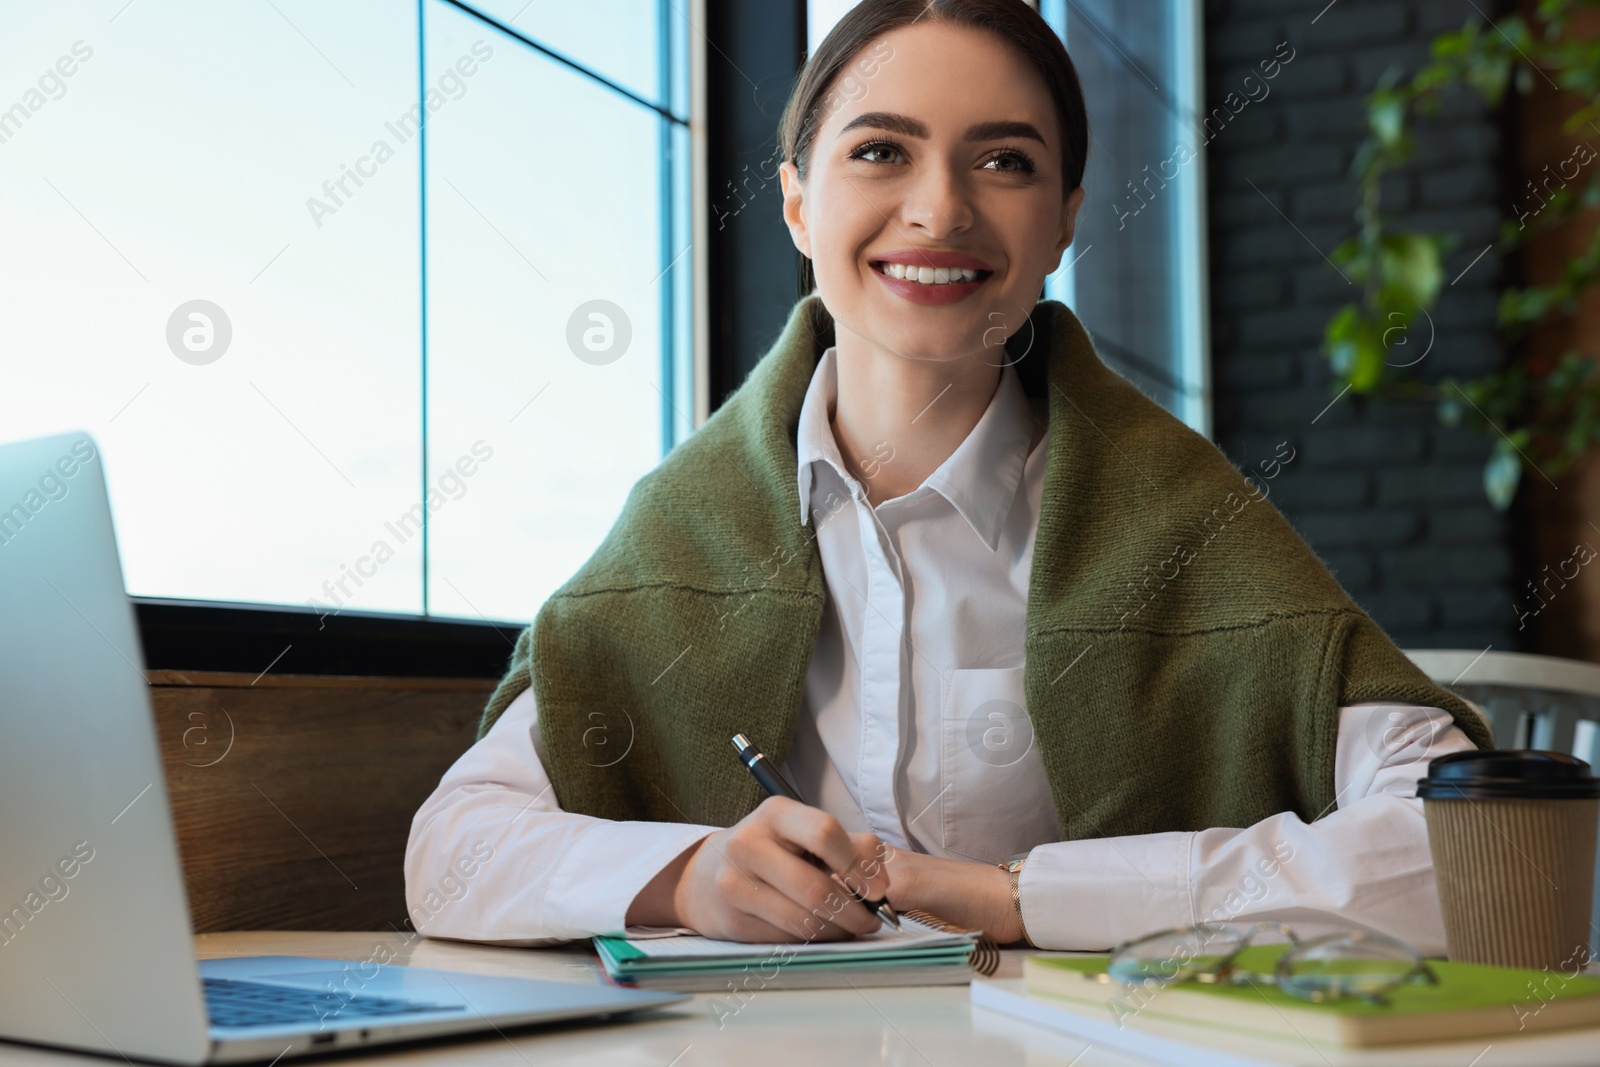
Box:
[1416,750,1600,800]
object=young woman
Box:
[406,0,1491,952]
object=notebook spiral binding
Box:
[899,908,1000,977]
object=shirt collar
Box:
[795,345,1040,552]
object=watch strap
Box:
[997,854,1035,948]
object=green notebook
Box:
[1023,946,1600,1047]
[593,914,979,993]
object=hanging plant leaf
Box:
[1438,387,1465,426]
[1499,285,1564,327]
[1321,0,1600,510]
[1324,304,1387,391]
[1368,91,1407,148]
[1484,438,1523,510]
[1330,233,1367,282]
[1466,45,1515,104]
[1378,232,1446,310]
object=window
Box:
[1040,0,1211,434]
[807,0,1212,434]
[0,0,694,628]
[421,1,693,623]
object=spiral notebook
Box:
[592,911,986,992]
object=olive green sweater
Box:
[477,294,1491,836]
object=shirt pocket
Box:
[939,666,1062,859]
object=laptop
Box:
[0,430,690,1064]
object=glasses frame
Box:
[1101,922,1439,1007]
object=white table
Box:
[0,931,1133,1066]
[0,932,1595,1066]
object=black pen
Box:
[731,733,902,931]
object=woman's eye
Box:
[984,150,1037,174]
[849,141,1035,172]
[851,141,902,165]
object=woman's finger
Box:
[764,798,868,885]
[755,842,882,937]
[841,831,893,902]
[714,859,859,942]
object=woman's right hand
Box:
[626,796,893,942]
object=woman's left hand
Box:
[882,849,1023,943]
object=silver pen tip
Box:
[731,733,752,755]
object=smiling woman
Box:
[774,3,1087,505]
[781,5,1086,311]
[410,0,1497,957]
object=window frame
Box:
[1039,0,1213,435]
[137,0,728,676]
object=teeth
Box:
[879,262,981,284]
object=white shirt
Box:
[405,346,1479,953]
[788,344,1059,857]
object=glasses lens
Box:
[1108,924,1244,986]
[1278,933,1426,1001]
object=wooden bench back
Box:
[147,670,491,932]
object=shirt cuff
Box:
[1019,832,1193,951]
[541,820,717,938]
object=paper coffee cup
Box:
[1419,750,1600,970]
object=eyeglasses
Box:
[1097,922,1438,1007]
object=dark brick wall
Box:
[1204,0,1516,650]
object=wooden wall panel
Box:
[1517,0,1600,663]
[147,671,492,932]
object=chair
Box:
[1404,649,1600,755]
[1403,649,1600,956]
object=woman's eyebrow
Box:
[837,112,1047,145]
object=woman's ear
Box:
[779,160,813,259]
[1056,183,1081,259]
[1054,185,1087,261]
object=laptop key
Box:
[202,977,464,1029]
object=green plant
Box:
[1324,0,1600,508]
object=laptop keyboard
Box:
[203,976,464,1029]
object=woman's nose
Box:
[900,163,973,238]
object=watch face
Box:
[1003,851,1030,872]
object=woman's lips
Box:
[869,261,993,306]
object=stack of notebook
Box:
[593,914,980,992]
[970,944,1600,1062]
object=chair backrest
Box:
[1403,648,1600,955]
[1405,649,1600,752]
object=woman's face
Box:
[780,21,1086,365]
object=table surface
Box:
[0,931,1128,1067]
[0,931,1595,1066]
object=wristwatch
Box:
[997,851,1034,947]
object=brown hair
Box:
[778,0,1091,325]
